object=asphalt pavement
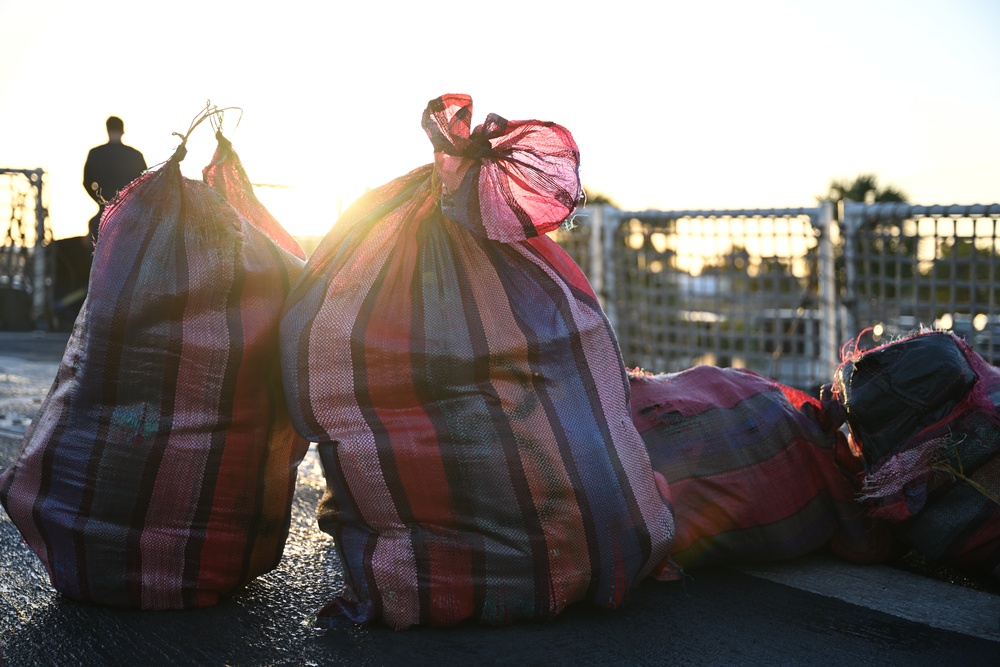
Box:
[0,331,998,666]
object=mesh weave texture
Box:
[280,94,674,629]
[0,137,309,609]
[629,366,894,573]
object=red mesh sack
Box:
[629,366,895,574]
[833,330,1000,577]
[280,94,674,629]
[0,132,309,608]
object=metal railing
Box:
[841,201,1000,364]
[553,201,1000,390]
[5,172,997,382]
[1,168,49,329]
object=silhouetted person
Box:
[83,116,146,243]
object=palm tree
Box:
[820,174,914,330]
[581,187,617,208]
[823,173,908,216]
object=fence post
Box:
[841,200,861,343]
[588,205,604,305]
[30,169,49,329]
[599,206,619,333]
[818,201,837,383]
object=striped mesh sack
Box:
[833,330,1000,578]
[0,133,309,609]
[628,366,894,574]
[280,94,674,629]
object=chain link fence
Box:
[553,201,1000,391]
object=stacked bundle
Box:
[833,330,1000,577]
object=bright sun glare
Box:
[1,1,998,244]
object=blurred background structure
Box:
[5,165,999,393]
[553,199,1000,390]
[2,1,997,382]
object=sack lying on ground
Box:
[0,133,309,609]
[629,366,895,574]
[280,94,675,629]
[833,330,1000,578]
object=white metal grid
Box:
[554,202,1000,390]
[0,168,49,327]
[842,202,1000,364]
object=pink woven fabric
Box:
[425,93,582,242]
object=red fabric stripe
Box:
[365,225,456,529]
[667,439,832,555]
[424,534,475,626]
[196,244,302,599]
[525,235,596,298]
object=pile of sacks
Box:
[0,96,674,628]
[0,95,995,630]
[831,330,1000,579]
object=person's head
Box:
[106,116,124,142]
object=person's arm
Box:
[83,149,102,204]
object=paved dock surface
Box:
[1,332,997,666]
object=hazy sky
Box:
[2,0,998,239]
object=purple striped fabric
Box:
[280,94,674,629]
[0,137,309,609]
[629,367,895,574]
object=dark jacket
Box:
[83,141,147,205]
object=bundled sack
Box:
[281,94,674,629]
[0,131,309,609]
[629,366,895,573]
[203,131,306,262]
[833,330,1000,577]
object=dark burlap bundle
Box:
[280,94,674,629]
[833,330,1000,577]
[629,366,894,574]
[0,135,309,608]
